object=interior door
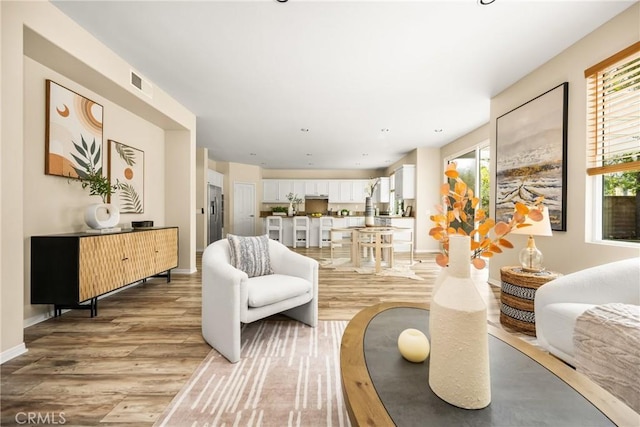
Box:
[233,182,256,236]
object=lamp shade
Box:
[511,206,553,237]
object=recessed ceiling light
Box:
[362,153,369,156]
[355,162,361,166]
[306,153,312,156]
[381,128,390,133]
[308,162,314,166]
[300,128,309,132]
[250,152,257,156]
[434,129,443,133]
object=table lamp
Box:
[511,206,553,272]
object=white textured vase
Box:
[84,203,120,229]
[364,197,375,226]
[428,235,491,409]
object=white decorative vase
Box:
[428,235,491,409]
[364,197,375,226]
[84,203,120,229]
[288,203,294,217]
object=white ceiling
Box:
[51,0,636,170]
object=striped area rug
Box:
[155,320,351,427]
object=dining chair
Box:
[330,227,354,262]
[359,228,394,273]
[393,227,414,264]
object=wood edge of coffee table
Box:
[340,301,428,426]
[340,302,638,427]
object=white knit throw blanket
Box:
[574,303,640,413]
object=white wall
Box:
[441,4,640,283]
[415,147,442,253]
[196,147,208,251]
[1,1,196,359]
[22,57,167,320]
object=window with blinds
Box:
[585,42,640,176]
[585,42,640,243]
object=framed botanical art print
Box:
[45,80,104,178]
[495,82,568,231]
[108,140,144,213]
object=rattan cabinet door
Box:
[122,231,157,284]
[154,228,178,273]
[79,234,125,301]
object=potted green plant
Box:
[73,166,123,230]
[78,168,122,203]
[272,206,288,216]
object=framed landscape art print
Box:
[108,140,144,213]
[495,82,568,231]
[45,80,104,178]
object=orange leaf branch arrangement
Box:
[429,162,545,269]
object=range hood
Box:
[305,195,329,200]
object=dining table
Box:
[331,226,408,273]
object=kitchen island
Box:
[262,215,414,250]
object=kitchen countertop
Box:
[259,212,413,219]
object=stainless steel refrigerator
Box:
[208,185,223,244]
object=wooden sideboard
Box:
[31,227,178,317]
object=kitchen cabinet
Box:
[304,180,329,196]
[293,181,306,197]
[264,179,331,201]
[278,180,294,201]
[374,177,390,203]
[329,180,368,203]
[263,180,280,202]
[207,169,224,188]
[262,180,295,202]
[31,227,178,317]
[394,165,416,199]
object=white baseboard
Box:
[24,309,59,328]
[1,343,28,364]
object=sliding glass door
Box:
[446,144,490,234]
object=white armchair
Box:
[202,238,318,363]
[535,258,640,365]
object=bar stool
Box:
[293,216,310,248]
[319,217,334,248]
[266,216,283,242]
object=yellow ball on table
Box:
[397,328,430,363]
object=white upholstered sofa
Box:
[202,237,318,363]
[535,257,640,366]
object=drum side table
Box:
[500,266,561,336]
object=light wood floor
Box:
[1,248,519,426]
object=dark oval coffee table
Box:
[340,302,637,426]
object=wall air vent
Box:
[130,70,153,98]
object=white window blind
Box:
[585,42,640,176]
